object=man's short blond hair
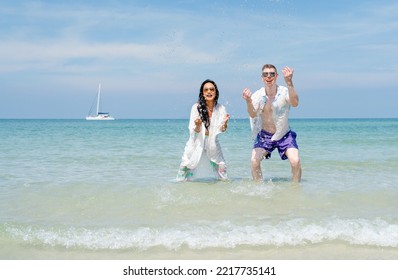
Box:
[262,64,277,73]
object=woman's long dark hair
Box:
[197,79,219,132]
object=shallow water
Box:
[1,118,398,259]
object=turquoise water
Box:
[1,118,398,259]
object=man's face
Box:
[261,68,278,87]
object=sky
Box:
[1,0,398,119]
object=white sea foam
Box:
[4,218,398,250]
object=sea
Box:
[1,118,398,260]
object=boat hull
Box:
[86,115,115,120]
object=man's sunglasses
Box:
[262,72,276,78]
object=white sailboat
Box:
[86,84,115,120]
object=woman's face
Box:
[202,82,216,102]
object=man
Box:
[242,64,302,182]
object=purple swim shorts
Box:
[253,130,299,160]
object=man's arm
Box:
[282,66,299,107]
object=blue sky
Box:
[1,0,397,119]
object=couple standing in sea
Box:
[176,64,302,183]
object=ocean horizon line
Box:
[1,117,398,121]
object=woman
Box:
[176,79,230,181]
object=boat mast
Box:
[96,84,101,115]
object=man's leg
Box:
[251,148,267,181]
[285,148,301,183]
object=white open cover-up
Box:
[180,103,228,170]
[249,86,291,141]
